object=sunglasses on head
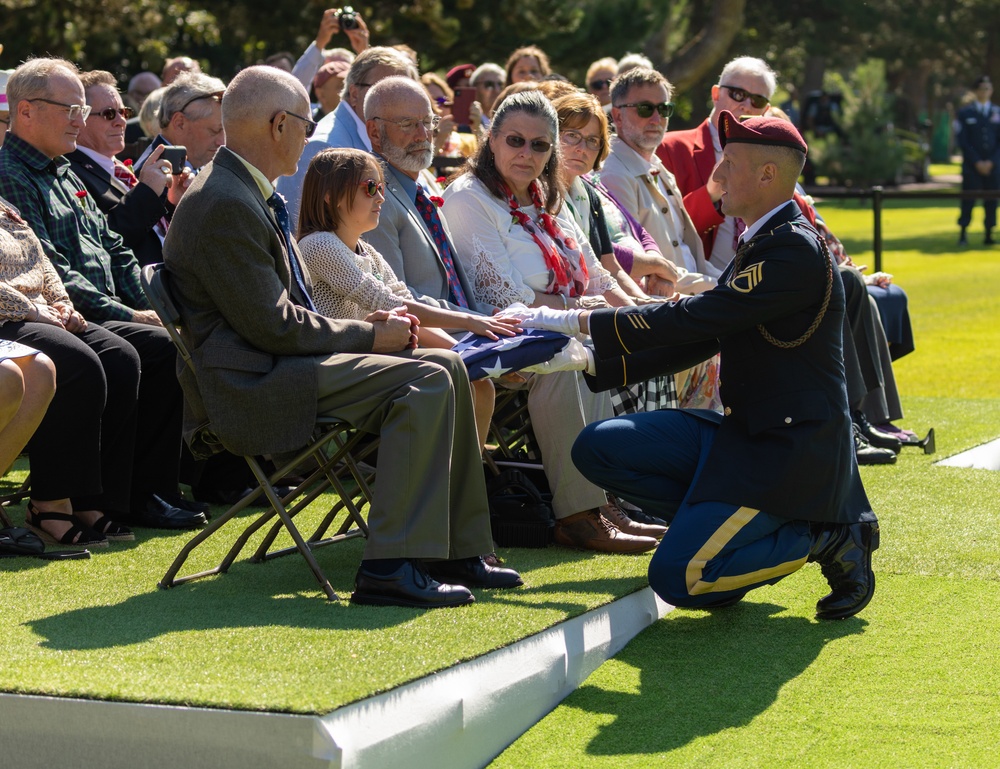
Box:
[616,101,674,119]
[358,179,385,198]
[720,84,770,109]
[178,90,224,114]
[503,134,552,154]
[94,106,135,121]
[589,79,613,91]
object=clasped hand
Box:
[368,307,419,352]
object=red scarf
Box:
[500,180,588,297]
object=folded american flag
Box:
[452,328,571,380]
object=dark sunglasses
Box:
[94,106,135,121]
[503,134,552,154]
[616,101,675,119]
[178,90,224,114]
[477,80,502,90]
[589,79,613,91]
[720,84,770,109]
[358,179,385,198]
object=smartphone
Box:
[452,87,476,126]
[160,145,187,174]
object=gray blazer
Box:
[363,161,493,316]
[163,147,375,457]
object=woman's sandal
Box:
[84,514,134,542]
[25,503,108,548]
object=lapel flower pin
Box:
[429,195,445,208]
[74,190,89,209]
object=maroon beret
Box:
[717,109,808,154]
[446,64,475,89]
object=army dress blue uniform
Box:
[572,200,876,609]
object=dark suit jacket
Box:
[66,149,168,267]
[657,120,725,256]
[163,147,376,456]
[586,201,872,525]
[957,102,1000,175]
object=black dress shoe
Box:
[351,560,475,608]
[808,521,880,620]
[853,424,897,466]
[852,412,902,453]
[141,494,208,529]
[160,491,211,515]
[425,555,524,589]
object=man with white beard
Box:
[363,76,490,314]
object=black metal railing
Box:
[809,187,1000,272]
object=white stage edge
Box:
[934,438,1000,471]
[1,587,673,769]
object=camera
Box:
[339,6,358,30]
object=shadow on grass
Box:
[568,602,867,756]
[838,231,982,256]
[26,539,651,653]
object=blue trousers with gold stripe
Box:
[572,410,812,608]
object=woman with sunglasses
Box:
[66,70,193,267]
[297,148,521,448]
[442,91,663,554]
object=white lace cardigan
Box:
[440,174,617,309]
[298,229,414,321]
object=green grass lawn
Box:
[2,200,997,766]
[491,202,1000,767]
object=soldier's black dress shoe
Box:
[140,494,209,529]
[351,560,475,608]
[853,424,897,465]
[852,412,902,453]
[425,555,524,589]
[809,521,880,620]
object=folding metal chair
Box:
[141,264,374,600]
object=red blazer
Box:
[657,119,723,256]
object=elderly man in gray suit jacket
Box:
[164,66,521,608]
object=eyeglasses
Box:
[615,101,674,119]
[29,98,92,121]
[178,91,224,115]
[561,129,602,151]
[589,79,613,91]
[719,84,770,110]
[358,179,385,198]
[476,80,502,90]
[93,106,135,121]
[0,117,8,126]
[502,134,552,154]
[372,115,441,133]
[275,110,318,138]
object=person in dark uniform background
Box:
[514,111,880,621]
[956,75,999,246]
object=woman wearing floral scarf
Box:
[441,90,666,555]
